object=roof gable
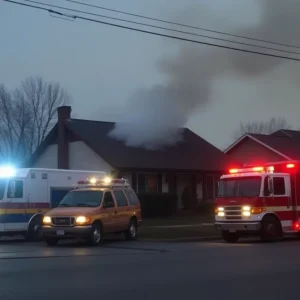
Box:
[65,119,230,171]
[225,130,300,160]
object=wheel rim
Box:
[266,223,277,237]
[93,228,101,243]
[130,223,136,237]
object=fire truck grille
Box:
[51,217,75,226]
[224,206,242,220]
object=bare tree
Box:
[234,117,292,139]
[0,76,71,164]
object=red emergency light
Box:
[229,166,265,174]
[286,163,295,169]
[293,221,300,231]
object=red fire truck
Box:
[215,161,300,243]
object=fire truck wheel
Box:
[260,215,282,242]
[222,231,239,243]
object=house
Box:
[225,129,300,165]
[29,106,232,208]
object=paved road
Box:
[0,237,299,299]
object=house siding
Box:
[226,137,284,165]
[33,144,58,168]
[69,141,112,172]
[32,141,112,172]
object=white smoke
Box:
[109,0,300,150]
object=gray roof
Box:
[30,118,231,171]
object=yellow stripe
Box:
[0,208,49,215]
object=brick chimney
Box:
[57,106,71,169]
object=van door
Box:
[112,190,130,231]
[4,179,26,231]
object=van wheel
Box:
[125,219,137,240]
[260,216,282,242]
[88,223,102,246]
[26,218,42,242]
[222,231,239,243]
[44,238,58,246]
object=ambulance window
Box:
[113,190,128,207]
[273,177,285,195]
[0,180,6,200]
[7,180,23,198]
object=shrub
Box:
[137,192,178,218]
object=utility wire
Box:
[67,0,300,50]
[20,0,300,56]
[3,0,300,63]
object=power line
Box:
[67,0,300,50]
[20,0,300,57]
[3,0,300,63]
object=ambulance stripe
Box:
[0,202,49,209]
[0,208,50,223]
[0,208,49,214]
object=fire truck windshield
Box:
[217,176,261,198]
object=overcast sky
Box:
[1,0,300,150]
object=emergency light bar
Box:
[229,162,296,174]
[76,177,130,188]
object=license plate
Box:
[229,228,236,233]
[56,230,65,236]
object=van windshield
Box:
[0,180,6,200]
[59,190,103,207]
[217,176,262,197]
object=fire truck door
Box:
[270,175,292,230]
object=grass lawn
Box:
[142,214,214,227]
[139,224,220,241]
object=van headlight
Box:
[43,216,51,224]
[76,216,90,225]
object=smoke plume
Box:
[109,0,300,150]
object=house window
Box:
[138,174,158,193]
[206,175,214,200]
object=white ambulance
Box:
[0,166,107,241]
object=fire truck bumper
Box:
[215,222,261,232]
[42,225,93,239]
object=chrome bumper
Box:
[215,222,261,232]
[42,225,93,239]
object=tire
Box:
[222,230,239,243]
[88,223,102,246]
[44,238,58,246]
[260,215,282,242]
[125,219,137,241]
[26,217,42,242]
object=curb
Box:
[139,236,222,243]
